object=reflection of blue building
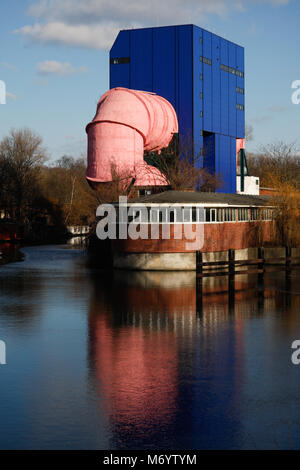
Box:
[109,25,245,193]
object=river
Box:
[0,244,300,449]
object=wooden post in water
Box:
[257,247,265,313]
[228,249,235,314]
[258,246,265,271]
[228,249,235,275]
[196,276,203,316]
[196,251,203,316]
[285,246,291,271]
[196,250,202,274]
[285,246,292,309]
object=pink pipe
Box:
[86,87,178,186]
[236,138,245,154]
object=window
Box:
[236,87,244,94]
[192,208,197,222]
[150,208,168,223]
[200,56,212,65]
[200,130,203,136]
[217,208,223,222]
[169,210,175,223]
[200,73,203,80]
[221,64,229,72]
[138,189,152,197]
[224,208,236,222]
[200,37,203,44]
[262,208,272,221]
[238,208,248,221]
[200,92,203,99]
[220,64,244,78]
[250,208,259,221]
[150,209,158,223]
[200,111,203,117]
[210,209,216,222]
[128,207,150,223]
[191,207,205,222]
[110,57,130,65]
[205,208,210,222]
[236,104,244,111]
[183,207,192,223]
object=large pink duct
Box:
[86,87,178,187]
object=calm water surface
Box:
[0,244,300,450]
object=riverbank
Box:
[0,243,24,266]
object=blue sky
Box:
[0,0,299,162]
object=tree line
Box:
[247,141,300,247]
[0,128,99,241]
[1,127,300,247]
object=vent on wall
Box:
[110,57,130,65]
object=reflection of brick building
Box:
[87,271,281,446]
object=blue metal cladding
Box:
[212,35,221,134]
[220,39,229,136]
[202,30,212,133]
[203,133,215,175]
[193,27,203,168]
[110,30,130,88]
[177,25,193,160]
[228,43,237,138]
[131,29,153,91]
[153,27,177,106]
[236,46,245,138]
[109,25,244,193]
[215,135,235,193]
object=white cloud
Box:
[6,91,17,100]
[0,62,18,71]
[16,21,118,50]
[15,0,290,50]
[37,60,88,76]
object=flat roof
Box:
[117,25,244,49]
[130,191,272,207]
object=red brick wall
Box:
[112,221,275,253]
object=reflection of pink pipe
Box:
[86,87,178,186]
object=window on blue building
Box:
[200,56,212,65]
[110,57,130,65]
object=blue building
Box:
[109,25,245,193]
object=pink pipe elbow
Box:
[86,87,178,187]
[236,138,245,154]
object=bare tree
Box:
[41,155,100,225]
[247,141,300,247]
[89,162,136,203]
[245,124,253,142]
[145,134,221,191]
[0,128,47,220]
[247,141,300,187]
